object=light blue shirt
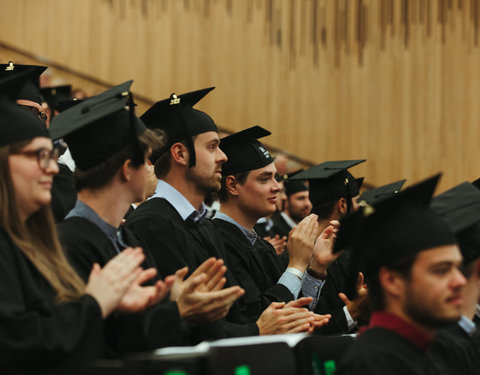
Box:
[256,217,274,233]
[213,211,257,245]
[66,200,128,253]
[213,211,326,301]
[150,179,207,223]
[458,315,477,336]
[301,272,325,310]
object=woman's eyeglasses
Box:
[12,148,60,171]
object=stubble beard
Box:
[185,168,221,198]
[403,286,461,331]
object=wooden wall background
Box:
[1,0,480,192]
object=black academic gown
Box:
[312,251,352,334]
[212,218,294,319]
[50,163,77,223]
[270,211,293,238]
[253,218,275,238]
[0,227,104,374]
[429,322,480,375]
[124,197,259,338]
[57,216,186,354]
[336,328,453,375]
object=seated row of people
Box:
[1,62,479,374]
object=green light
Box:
[234,364,251,375]
[323,360,336,375]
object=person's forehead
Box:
[248,162,276,177]
[24,136,52,149]
[414,244,462,266]
[196,131,219,143]
[290,190,309,199]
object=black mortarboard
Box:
[219,126,273,175]
[55,98,84,113]
[291,160,366,205]
[358,179,406,206]
[283,170,308,197]
[0,61,47,104]
[431,182,480,264]
[50,80,145,170]
[40,85,72,111]
[334,179,406,254]
[337,174,456,274]
[472,178,480,191]
[356,177,365,191]
[0,68,48,148]
[141,87,217,167]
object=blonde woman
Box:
[0,71,167,373]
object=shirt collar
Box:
[213,211,257,245]
[150,179,207,223]
[65,200,128,253]
[280,211,297,229]
[369,311,433,351]
[256,216,274,232]
[458,315,477,336]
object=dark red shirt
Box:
[365,311,433,352]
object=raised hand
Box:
[309,220,341,274]
[283,297,331,332]
[117,270,176,313]
[85,247,145,318]
[287,214,319,272]
[264,235,287,255]
[338,272,369,321]
[256,301,316,335]
[308,313,331,332]
[169,259,244,322]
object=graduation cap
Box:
[50,80,146,171]
[40,85,72,113]
[0,68,48,148]
[334,175,455,298]
[334,179,406,254]
[358,179,406,206]
[472,178,480,191]
[140,87,217,167]
[283,170,308,197]
[290,160,366,206]
[55,98,84,113]
[355,177,365,191]
[431,182,480,264]
[0,61,47,104]
[219,125,273,175]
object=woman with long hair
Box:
[0,71,166,373]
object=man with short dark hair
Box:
[54,82,242,354]
[429,182,480,374]
[125,89,314,337]
[290,162,368,333]
[292,161,365,232]
[336,175,466,375]
[270,174,312,239]
[212,126,331,331]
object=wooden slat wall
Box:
[0,0,479,192]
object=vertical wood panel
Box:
[0,0,479,192]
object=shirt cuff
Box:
[278,271,303,299]
[301,272,325,310]
[343,305,357,331]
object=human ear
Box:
[170,143,189,166]
[225,175,239,197]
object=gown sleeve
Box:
[0,230,104,371]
